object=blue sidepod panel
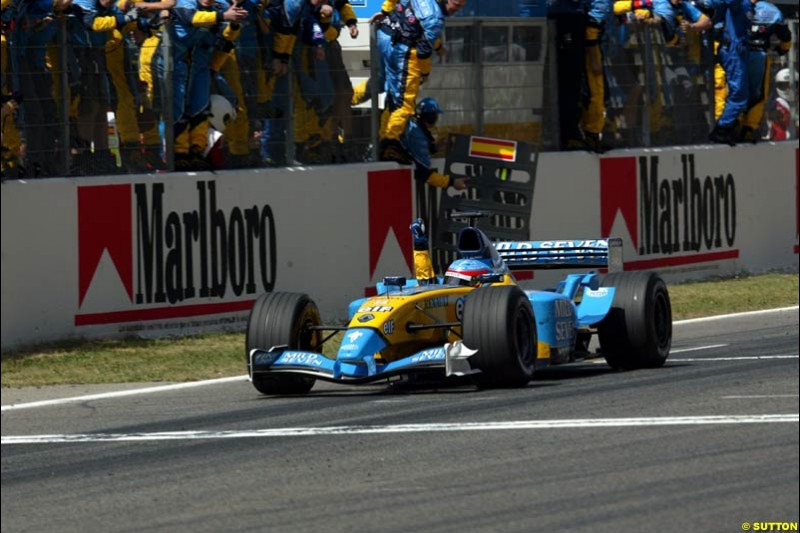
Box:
[575,287,616,327]
[528,291,577,354]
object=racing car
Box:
[246,213,672,395]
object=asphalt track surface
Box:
[2,308,798,533]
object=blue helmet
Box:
[416,97,443,116]
[444,258,492,286]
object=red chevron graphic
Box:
[367,168,413,279]
[600,157,638,246]
[78,184,133,306]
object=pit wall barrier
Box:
[2,143,798,351]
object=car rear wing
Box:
[495,238,623,272]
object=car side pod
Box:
[575,286,616,327]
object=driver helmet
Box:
[208,94,237,133]
[416,97,443,127]
[444,258,493,286]
[775,68,796,103]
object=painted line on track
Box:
[722,395,799,399]
[591,354,798,364]
[673,305,798,325]
[2,306,797,412]
[2,415,797,445]
[1,376,248,412]
[669,355,798,362]
[671,344,728,353]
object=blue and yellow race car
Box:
[246,214,672,395]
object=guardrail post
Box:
[58,17,70,176]
[161,20,174,171]
[641,25,654,148]
[369,22,380,162]
[475,20,484,136]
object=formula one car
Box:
[246,213,672,395]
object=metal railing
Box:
[0,14,797,179]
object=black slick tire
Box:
[462,285,537,388]
[598,272,672,370]
[246,292,321,395]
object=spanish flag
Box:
[468,136,517,162]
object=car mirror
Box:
[383,276,407,287]
[476,273,504,284]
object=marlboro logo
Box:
[600,154,740,270]
[76,181,276,326]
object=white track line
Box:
[1,376,248,412]
[722,395,799,399]
[670,355,798,362]
[2,306,797,412]
[2,415,797,445]
[671,344,728,353]
[673,305,798,325]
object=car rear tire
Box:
[598,272,672,370]
[462,285,536,388]
[246,292,321,395]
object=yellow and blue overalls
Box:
[705,0,754,134]
[13,0,62,173]
[580,0,611,138]
[69,0,141,172]
[218,0,260,162]
[401,115,452,189]
[378,0,445,150]
[1,0,22,174]
[170,0,239,162]
[740,0,791,137]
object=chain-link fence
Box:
[1,8,797,179]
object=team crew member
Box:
[351,1,439,108]
[291,1,357,163]
[322,2,358,160]
[550,0,588,150]
[1,0,23,177]
[266,0,329,163]
[0,92,22,178]
[375,0,464,163]
[768,68,796,140]
[14,0,64,175]
[653,0,710,45]
[272,0,329,76]
[298,3,333,117]
[257,3,292,166]
[69,0,144,173]
[214,0,258,167]
[700,0,754,145]
[401,97,468,190]
[132,0,175,171]
[613,0,655,23]
[277,0,326,27]
[580,0,611,153]
[738,0,791,143]
[170,0,246,170]
[105,26,148,171]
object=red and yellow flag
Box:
[468,136,517,162]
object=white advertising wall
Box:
[530,144,799,282]
[2,142,797,351]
